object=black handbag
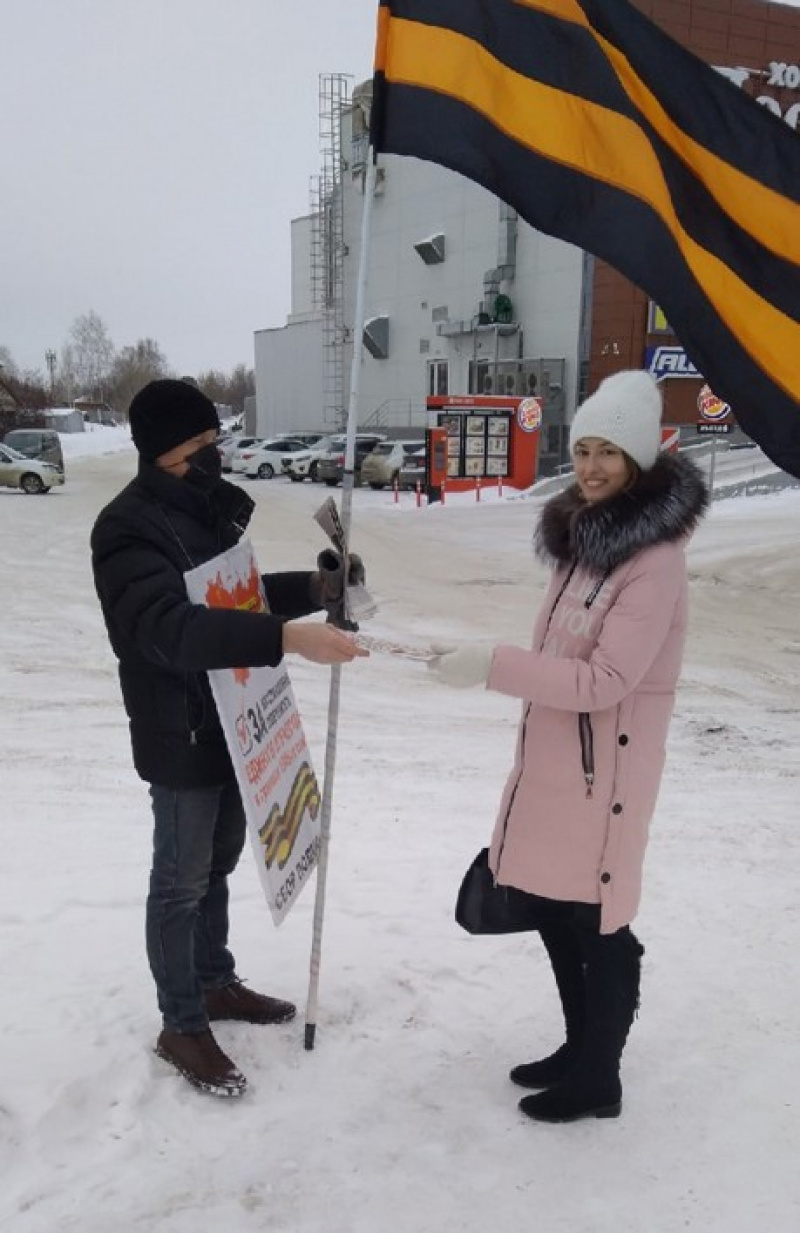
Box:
[455,848,540,935]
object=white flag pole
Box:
[304,152,379,1050]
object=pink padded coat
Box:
[487,455,707,933]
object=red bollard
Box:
[475,475,481,502]
[441,476,446,506]
[393,477,399,504]
[498,474,503,498]
[415,480,422,508]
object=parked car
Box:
[218,435,261,472]
[0,443,65,494]
[282,434,344,483]
[232,437,309,479]
[397,445,427,490]
[280,431,326,448]
[282,434,343,483]
[361,439,426,489]
[3,428,64,474]
[316,434,387,487]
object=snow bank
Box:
[59,424,134,459]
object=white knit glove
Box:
[428,641,494,689]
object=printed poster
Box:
[185,540,320,925]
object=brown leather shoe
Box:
[155,1028,247,1097]
[204,978,297,1025]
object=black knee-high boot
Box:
[519,925,643,1122]
[509,922,586,1090]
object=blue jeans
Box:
[146,781,247,1033]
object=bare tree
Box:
[226,363,255,415]
[68,311,115,399]
[109,339,171,416]
[196,365,255,416]
[195,369,228,407]
[0,349,50,432]
[4,330,253,423]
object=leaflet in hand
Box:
[353,633,437,661]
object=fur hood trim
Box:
[535,453,708,573]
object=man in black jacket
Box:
[91,379,367,1097]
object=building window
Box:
[427,359,449,396]
[468,360,493,394]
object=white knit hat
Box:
[568,370,663,470]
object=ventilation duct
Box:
[414,233,446,264]
[363,315,390,359]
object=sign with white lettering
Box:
[645,346,701,379]
[713,64,800,130]
[696,422,733,435]
[767,62,800,89]
[185,540,320,925]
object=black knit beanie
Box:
[129,379,220,461]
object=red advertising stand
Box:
[426,395,542,496]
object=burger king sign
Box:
[698,384,731,421]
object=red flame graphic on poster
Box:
[204,560,265,685]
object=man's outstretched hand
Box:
[283,620,370,665]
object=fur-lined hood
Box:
[536,453,708,574]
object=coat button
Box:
[618,734,629,745]
[611,803,623,814]
[600,872,611,884]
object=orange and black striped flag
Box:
[370,0,800,478]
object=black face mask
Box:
[184,442,223,491]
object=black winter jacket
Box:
[91,461,321,788]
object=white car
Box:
[282,434,344,483]
[280,431,327,449]
[231,437,309,480]
[0,443,65,494]
[218,435,262,472]
[397,445,427,490]
[283,432,387,483]
[360,439,426,489]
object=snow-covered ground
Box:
[1,431,799,1232]
[56,423,134,460]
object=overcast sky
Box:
[0,0,379,378]
[2,1,797,381]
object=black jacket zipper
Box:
[579,712,594,798]
[576,569,609,799]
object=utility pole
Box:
[45,349,57,394]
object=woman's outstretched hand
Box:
[427,642,494,688]
[283,621,370,665]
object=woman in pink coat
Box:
[431,370,707,1124]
